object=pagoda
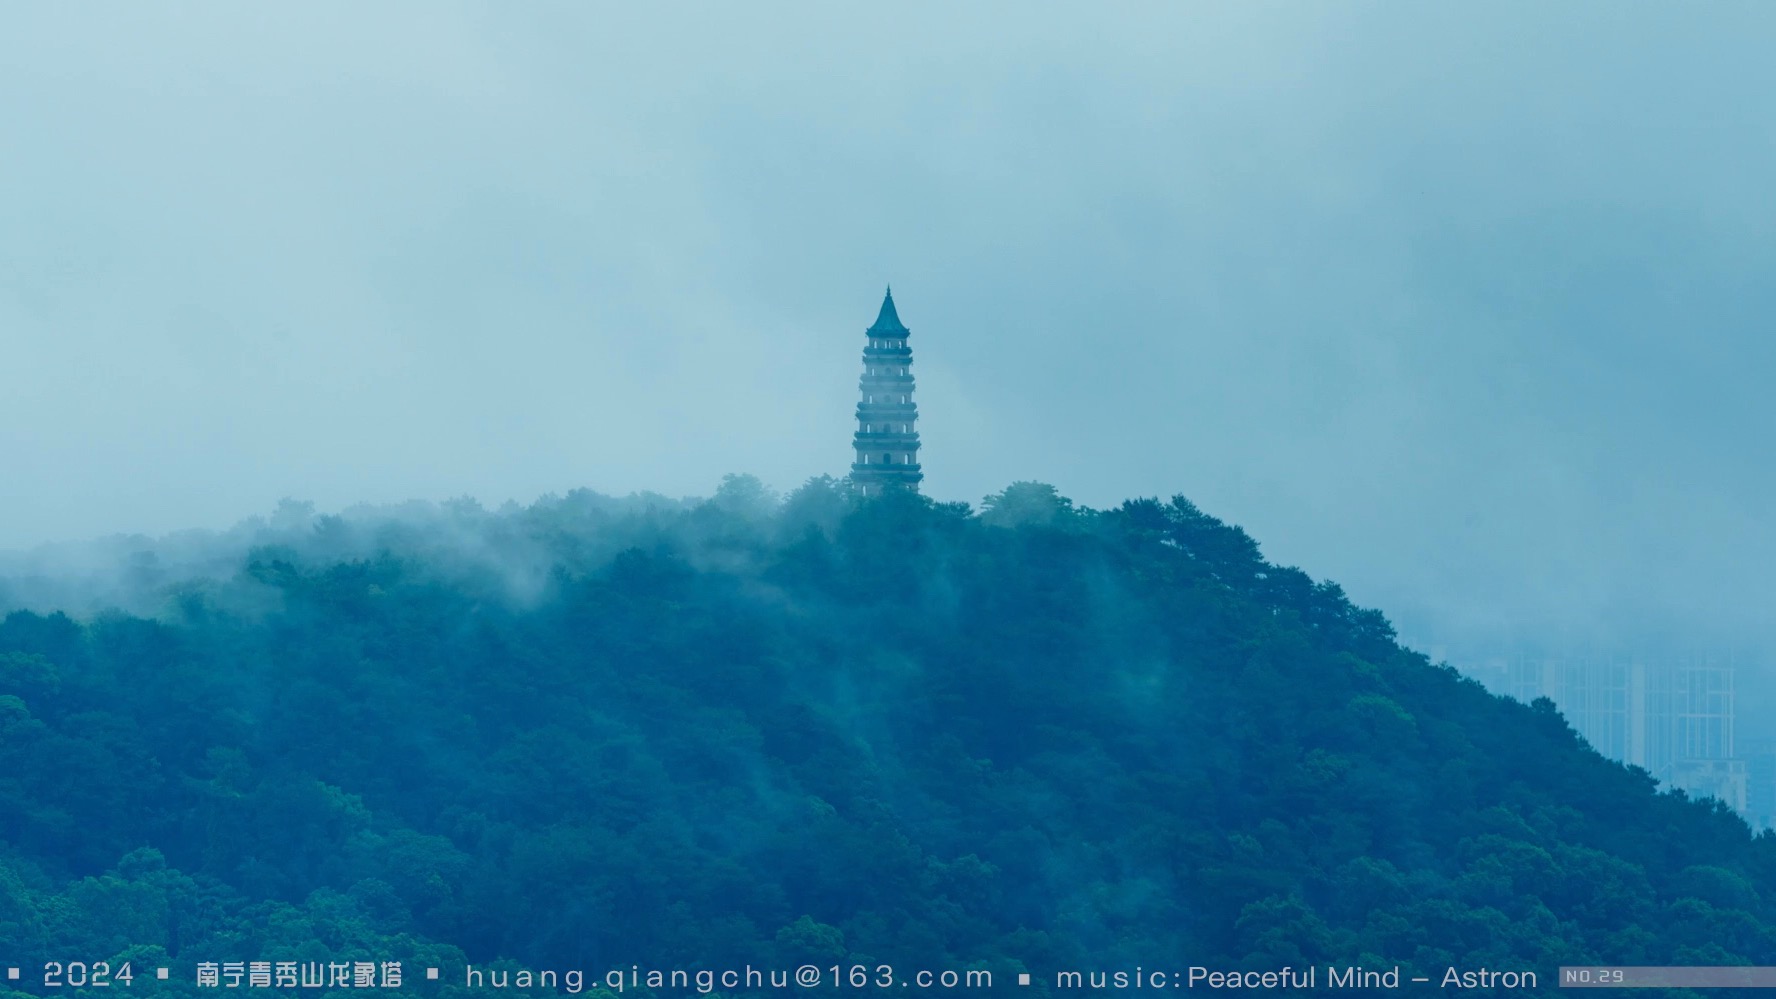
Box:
[850,287,923,495]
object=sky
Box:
[3,4,1774,664]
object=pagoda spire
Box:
[850,287,922,495]
[868,286,908,335]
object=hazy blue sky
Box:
[3,4,1774,659]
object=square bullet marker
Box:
[157,969,170,980]
[426,968,440,980]
[6,969,17,981]
[1019,973,1031,986]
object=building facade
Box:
[850,288,923,495]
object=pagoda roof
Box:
[867,287,909,335]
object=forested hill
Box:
[1,476,1771,997]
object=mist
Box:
[3,4,1774,673]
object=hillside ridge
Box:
[0,477,1767,996]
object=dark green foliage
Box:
[0,481,1765,996]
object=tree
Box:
[979,481,1076,528]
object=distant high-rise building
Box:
[1503,650,1743,811]
[1740,736,1776,830]
[850,287,923,495]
